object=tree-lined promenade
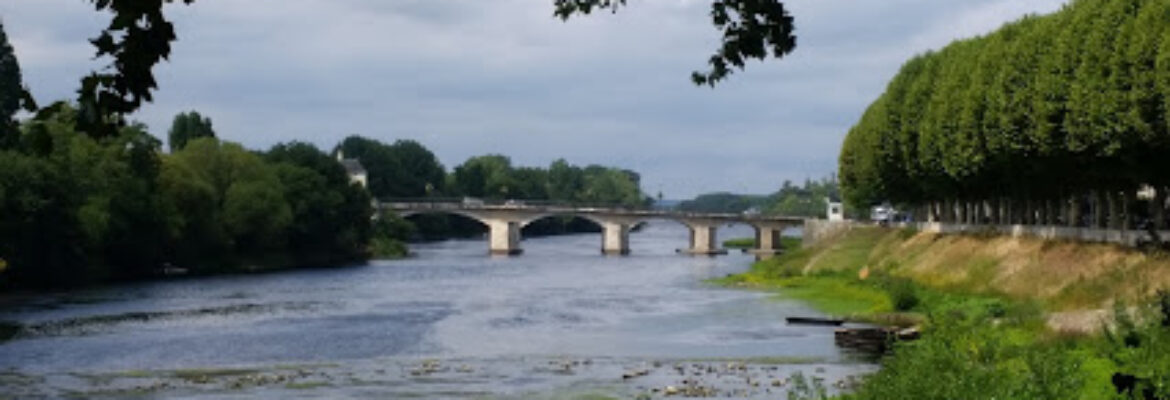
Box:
[840,0,1170,230]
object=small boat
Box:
[786,316,846,326]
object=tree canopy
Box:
[0,21,35,146]
[167,111,215,152]
[0,107,375,290]
[839,0,1170,228]
[0,21,22,124]
[555,0,796,85]
[336,136,447,199]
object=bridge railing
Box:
[379,197,654,211]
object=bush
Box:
[848,313,1103,400]
[1105,291,1170,399]
[876,276,920,312]
[369,237,407,259]
[369,215,413,259]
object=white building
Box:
[336,150,368,189]
[826,197,844,221]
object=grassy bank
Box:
[722,237,802,250]
[723,238,756,249]
[724,227,1170,320]
[718,227,1170,399]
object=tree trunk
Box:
[1060,197,1070,227]
[1043,198,1053,224]
[1025,198,1035,225]
[1121,189,1132,231]
[1009,198,1018,225]
[1093,190,1106,229]
[1053,198,1062,224]
[1068,195,1081,228]
[1006,198,1015,224]
[995,198,1004,225]
[1107,190,1121,230]
[1153,188,1166,230]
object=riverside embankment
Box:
[719,226,1170,399]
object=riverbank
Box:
[718,226,1170,399]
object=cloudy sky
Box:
[1,0,1066,198]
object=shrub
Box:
[876,276,920,312]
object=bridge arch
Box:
[518,213,608,229]
[395,209,488,226]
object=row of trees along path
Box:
[840,0,1170,230]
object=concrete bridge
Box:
[379,200,805,256]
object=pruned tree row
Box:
[840,0,1170,229]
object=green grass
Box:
[770,276,893,317]
[802,228,887,273]
[168,367,261,380]
[285,381,330,390]
[722,237,755,249]
[717,227,1044,323]
[716,229,892,317]
[723,237,802,250]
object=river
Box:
[0,222,876,399]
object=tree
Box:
[167,111,216,152]
[0,21,34,147]
[839,0,1170,229]
[336,136,446,199]
[580,167,643,207]
[266,142,372,264]
[548,159,585,201]
[164,137,291,267]
[0,104,173,287]
[453,155,515,199]
[511,167,550,200]
[555,0,796,85]
[76,0,196,138]
[0,21,22,124]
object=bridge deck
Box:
[380,201,805,224]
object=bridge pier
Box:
[487,219,523,255]
[748,222,789,255]
[596,216,641,255]
[679,220,727,256]
[600,221,631,255]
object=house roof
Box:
[340,159,367,175]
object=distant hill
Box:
[676,192,769,214]
[653,199,683,210]
[677,177,841,218]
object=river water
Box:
[0,223,876,399]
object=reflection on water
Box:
[0,222,874,398]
